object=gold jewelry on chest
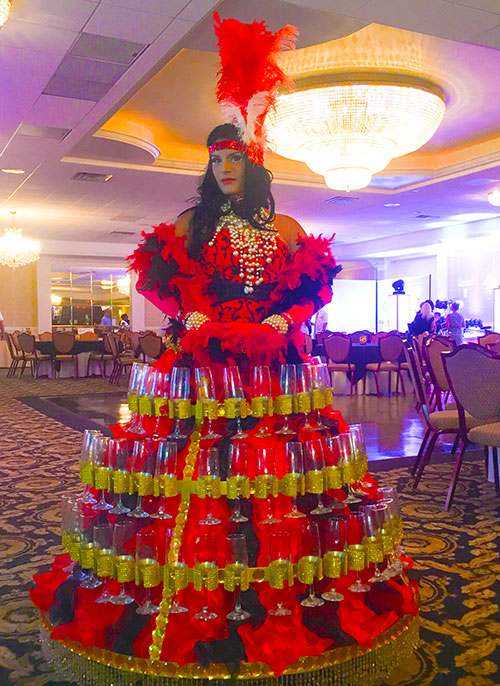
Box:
[208,208,280,294]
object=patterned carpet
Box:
[0,372,499,686]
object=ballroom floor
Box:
[1,371,499,686]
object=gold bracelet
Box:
[184,312,210,330]
[262,314,289,335]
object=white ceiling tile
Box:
[156,17,196,45]
[9,0,98,31]
[24,94,95,129]
[0,19,78,55]
[453,0,500,14]
[99,0,189,15]
[476,23,500,47]
[416,4,500,42]
[178,0,223,23]
[282,0,371,13]
[84,4,172,42]
[353,0,453,31]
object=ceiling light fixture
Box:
[384,203,400,207]
[50,294,62,306]
[0,211,41,269]
[2,168,25,174]
[0,0,11,27]
[117,275,130,297]
[267,77,445,191]
[487,190,500,207]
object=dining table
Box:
[35,340,105,378]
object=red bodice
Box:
[201,227,289,323]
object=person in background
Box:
[101,309,113,327]
[0,310,4,339]
[446,302,465,346]
[313,306,328,340]
[409,300,436,336]
[118,313,130,330]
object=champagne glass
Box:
[198,447,221,526]
[276,364,296,435]
[195,367,221,439]
[348,424,368,494]
[310,364,329,430]
[347,512,370,593]
[79,429,100,504]
[152,440,177,519]
[92,436,112,511]
[252,365,272,438]
[110,519,135,605]
[377,493,404,577]
[298,364,315,431]
[78,509,102,589]
[304,439,332,515]
[133,362,149,435]
[136,529,160,615]
[93,520,114,603]
[323,434,348,510]
[169,367,191,439]
[299,520,324,607]
[128,362,147,433]
[226,533,251,621]
[108,438,131,515]
[145,368,169,438]
[256,447,280,525]
[194,533,218,621]
[129,438,155,518]
[363,503,388,583]
[321,516,346,602]
[61,495,80,572]
[223,366,248,439]
[284,442,305,519]
[268,530,292,616]
[227,443,249,523]
[341,432,361,504]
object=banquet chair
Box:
[370,332,388,343]
[86,334,114,377]
[17,332,51,378]
[126,330,140,356]
[487,340,500,354]
[477,332,500,348]
[349,330,372,344]
[52,331,78,379]
[315,330,332,345]
[107,332,135,385]
[442,344,500,509]
[324,333,356,395]
[139,333,162,362]
[5,332,24,377]
[422,336,455,411]
[364,333,407,396]
[38,332,53,341]
[80,331,99,341]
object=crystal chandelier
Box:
[266,78,446,191]
[0,0,11,27]
[0,211,41,269]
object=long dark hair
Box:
[187,123,276,259]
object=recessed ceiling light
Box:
[487,190,500,207]
[449,212,499,221]
[384,202,400,207]
[2,168,25,174]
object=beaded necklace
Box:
[208,202,280,294]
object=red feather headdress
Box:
[213,13,298,165]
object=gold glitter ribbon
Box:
[347,544,367,572]
[136,559,161,588]
[365,537,384,564]
[96,549,114,577]
[341,461,355,484]
[324,465,342,489]
[138,397,153,416]
[295,392,311,414]
[193,562,219,592]
[115,555,135,583]
[297,555,322,584]
[381,528,395,554]
[280,473,304,497]
[134,472,154,497]
[79,461,93,486]
[175,399,192,419]
[94,466,110,490]
[323,551,346,578]
[254,474,278,498]
[112,470,129,494]
[275,394,293,415]
[325,387,334,405]
[305,469,324,494]
[312,389,326,410]
[127,393,138,413]
[79,542,95,570]
[164,561,189,591]
[226,475,250,499]
[224,564,250,592]
[154,397,169,417]
[196,476,221,499]
[268,560,293,589]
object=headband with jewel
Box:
[213,13,298,165]
[208,140,247,156]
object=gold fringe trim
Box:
[40,612,419,685]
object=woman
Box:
[409,300,435,336]
[446,302,465,345]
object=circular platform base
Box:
[40,612,419,686]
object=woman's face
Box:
[210,145,245,196]
[421,303,432,318]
